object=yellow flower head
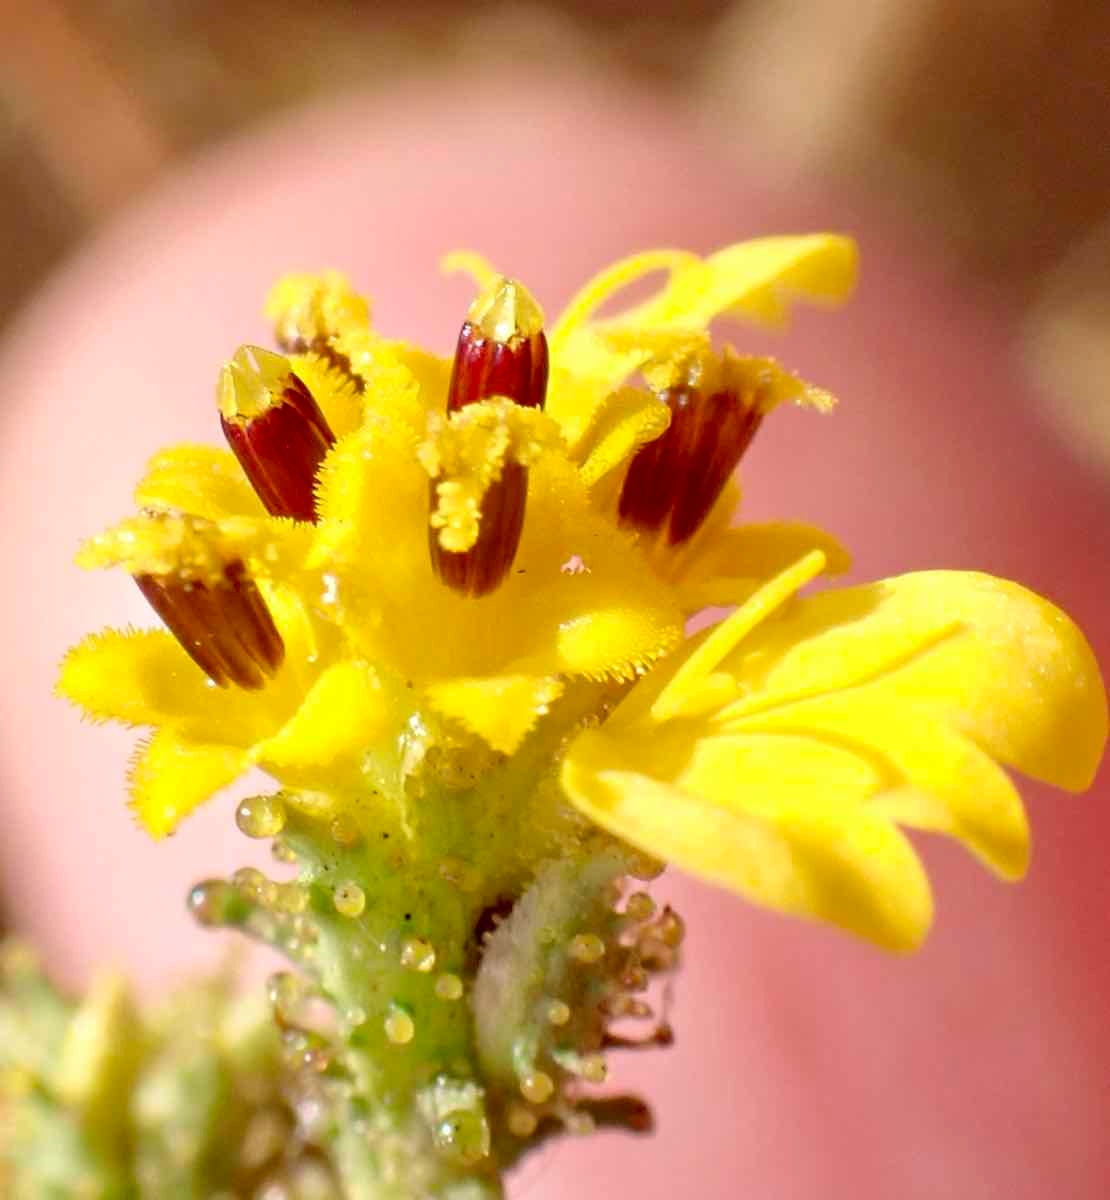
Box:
[59,236,1106,949]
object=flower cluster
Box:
[51,235,1107,1198]
[60,235,1105,952]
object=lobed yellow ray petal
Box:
[652,550,827,722]
[737,694,1029,879]
[129,729,246,838]
[252,659,393,785]
[134,444,266,519]
[672,522,851,613]
[715,571,1108,792]
[561,730,933,951]
[551,250,700,343]
[613,234,859,331]
[426,675,564,755]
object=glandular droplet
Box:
[235,794,287,838]
[400,937,436,972]
[333,881,366,918]
[384,1004,415,1045]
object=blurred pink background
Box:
[1,12,1109,1200]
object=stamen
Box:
[447,278,548,414]
[218,346,336,523]
[78,513,284,689]
[431,278,549,596]
[618,352,833,546]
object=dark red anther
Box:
[430,277,548,597]
[135,559,284,690]
[218,346,335,523]
[617,377,764,546]
[446,277,548,414]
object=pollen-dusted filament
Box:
[77,513,284,689]
[219,346,336,523]
[430,277,549,597]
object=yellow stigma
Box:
[469,277,545,341]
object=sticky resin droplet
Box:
[507,1104,538,1138]
[624,891,656,922]
[519,1071,555,1105]
[545,999,571,1027]
[384,1004,416,1045]
[235,794,287,839]
[400,937,436,973]
[435,974,463,1001]
[580,1054,608,1085]
[332,881,366,918]
[233,866,278,907]
[330,813,361,847]
[271,839,298,864]
[565,1110,596,1137]
[658,907,686,948]
[275,882,309,915]
[187,880,241,927]
[268,972,310,1022]
[569,933,606,964]
[433,1109,491,1166]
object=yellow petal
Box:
[548,236,856,438]
[562,729,932,951]
[716,571,1108,792]
[740,693,1029,879]
[252,659,393,784]
[426,675,564,755]
[129,730,246,838]
[57,627,274,746]
[652,550,827,721]
[134,444,266,519]
[672,521,851,613]
[611,234,859,330]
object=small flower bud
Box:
[218,346,336,523]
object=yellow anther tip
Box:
[469,277,545,342]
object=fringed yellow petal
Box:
[716,571,1108,792]
[252,660,392,784]
[561,731,932,951]
[129,730,246,838]
[569,386,671,488]
[673,522,851,612]
[442,250,500,292]
[426,675,564,755]
[134,444,266,519]
[288,352,363,438]
[57,627,274,746]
